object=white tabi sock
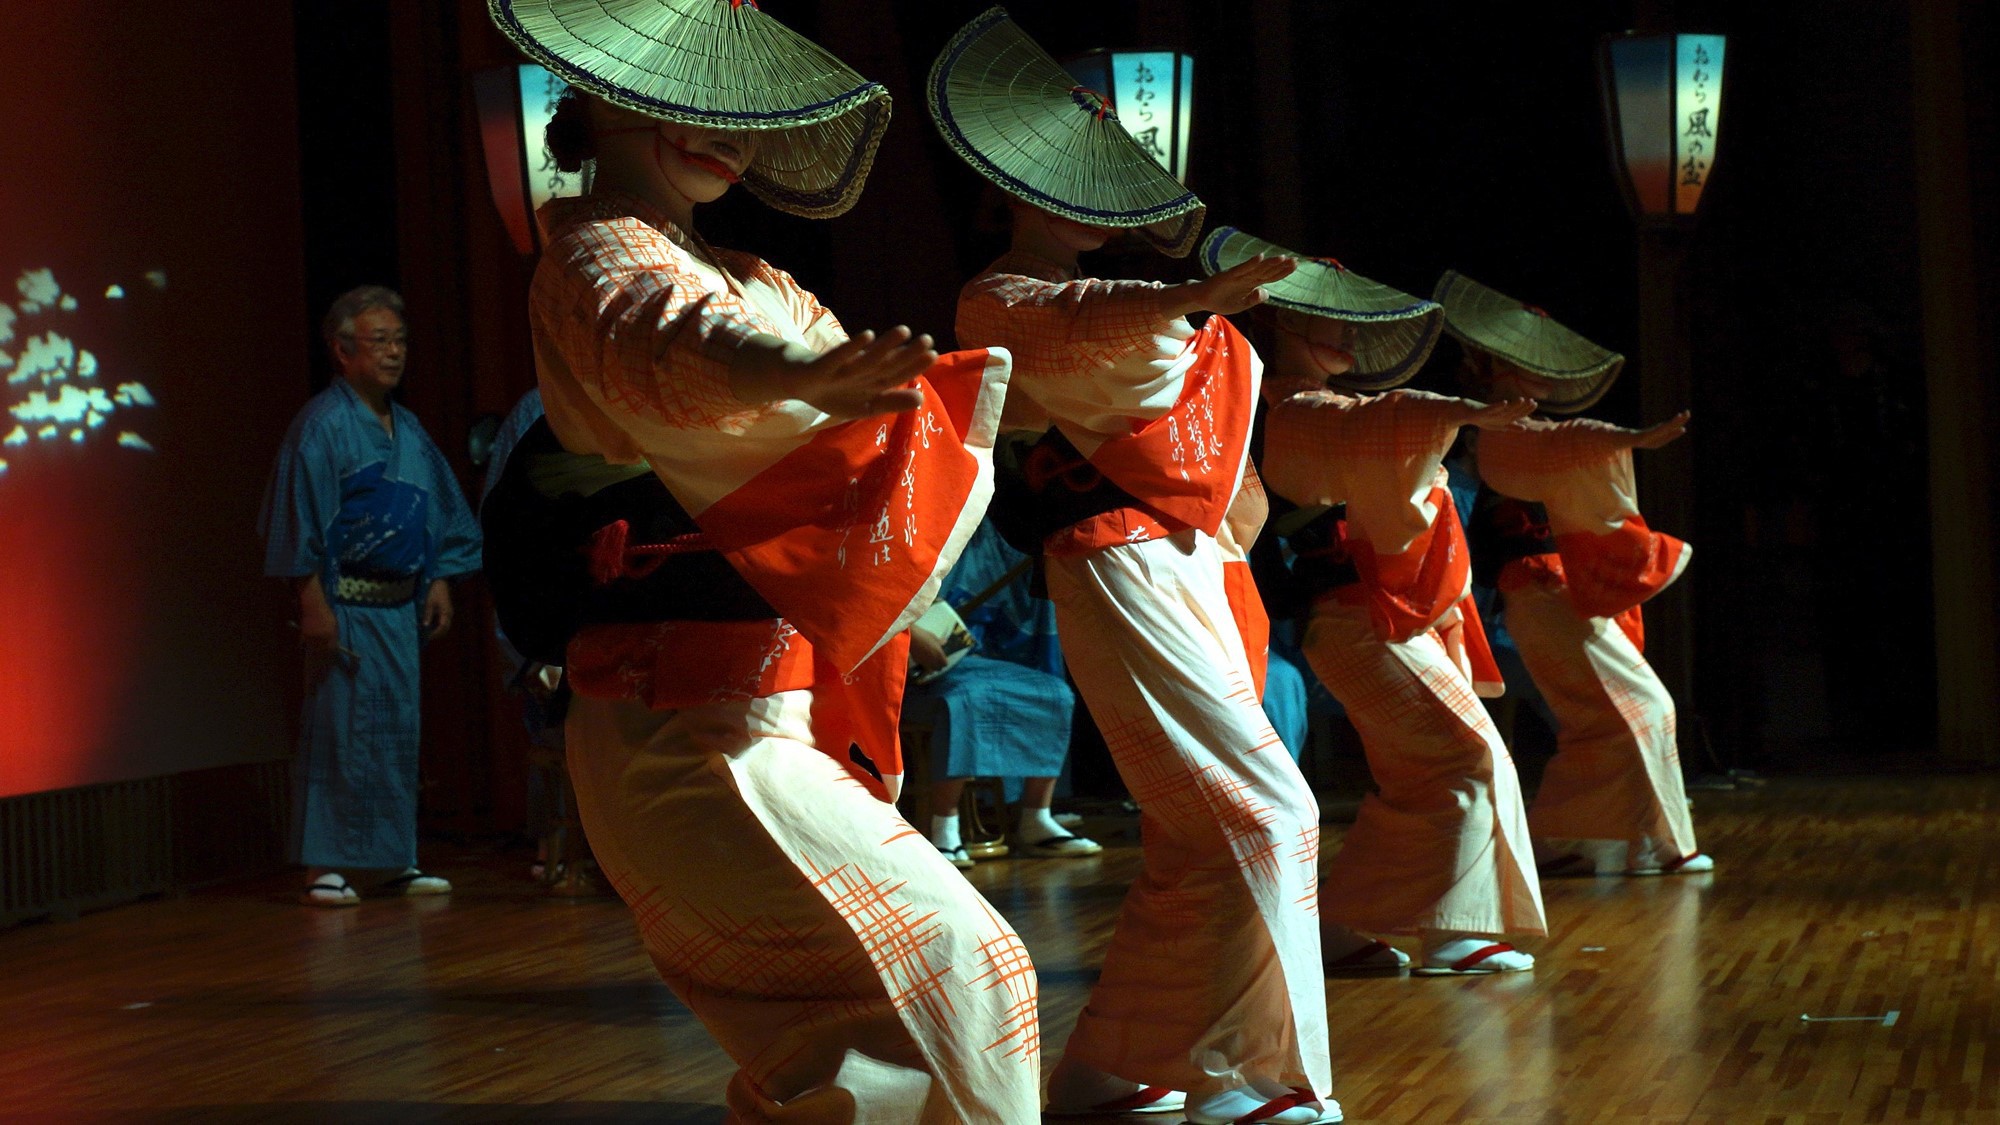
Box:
[1017,805,1066,845]
[929,813,963,852]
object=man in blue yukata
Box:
[907,520,1104,866]
[260,285,484,907]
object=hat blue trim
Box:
[493,0,886,125]
[1200,227,1440,323]
[1434,271,1623,379]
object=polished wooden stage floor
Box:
[4,773,1997,1123]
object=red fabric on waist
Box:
[1340,486,1472,644]
[1497,554,1647,652]
[565,619,908,794]
[1554,514,1687,620]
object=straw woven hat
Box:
[927,7,1205,256]
[1201,226,1443,391]
[489,0,890,218]
[1434,271,1625,413]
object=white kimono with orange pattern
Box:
[1262,388,1545,939]
[528,192,1038,1124]
[956,251,1331,1102]
[1477,418,1698,868]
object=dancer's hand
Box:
[1453,396,1537,430]
[1623,409,1691,449]
[732,327,934,421]
[1174,254,1298,317]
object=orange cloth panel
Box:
[1554,515,1689,620]
[1223,558,1272,698]
[1080,316,1259,538]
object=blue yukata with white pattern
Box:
[907,522,1075,798]
[259,380,483,869]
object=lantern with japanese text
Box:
[1063,50,1195,183]
[473,63,588,255]
[1599,33,1726,224]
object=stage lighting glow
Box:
[0,268,160,475]
[1063,50,1196,183]
[1601,32,1728,223]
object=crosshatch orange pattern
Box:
[534,192,843,450]
[1047,535,1332,1098]
[1263,389,1463,481]
[1293,826,1321,916]
[955,251,1172,381]
[1305,600,1545,938]
[1506,581,1699,862]
[1479,416,1634,480]
[969,901,1041,1061]
[956,251,1327,1095]
[1477,414,1698,862]
[1259,379,1541,937]
[564,690,1044,1120]
[1478,417,1692,621]
[803,856,955,1025]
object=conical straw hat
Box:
[489,0,890,218]
[927,7,1205,256]
[1201,226,1443,391]
[1433,271,1624,413]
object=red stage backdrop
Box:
[0,3,307,797]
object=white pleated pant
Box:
[566,690,1042,1123]
[1306,600,1546,937]
[1505,581,1699,864]
[1046,529,1332,1099]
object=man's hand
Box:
[299,602,340,656]
[908,626,950,675]
[422,579,453,640]
[731,327,936,422]
[296,575,340,676]
[1172,254,1298,318]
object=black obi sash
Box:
[986,427,1152,556]
[480,418,776,666]
[1467,486,1556,589]
[1271,498,1362,606]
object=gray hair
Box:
[321,285,406,356]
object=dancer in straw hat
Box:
[932,11,1337,1123]
[1437,271,1710,878]
[486,1,1041,1119]
[1201,230,1547,977]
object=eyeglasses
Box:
[344,332,410,351]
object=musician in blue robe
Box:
[260,286,483,907]
[907,520,1101,865]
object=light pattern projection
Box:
[0,267,161,477]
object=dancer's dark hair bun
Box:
[546,88,595,173]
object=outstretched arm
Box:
[728,326,936,422]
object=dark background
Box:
[3,1,1993,837]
